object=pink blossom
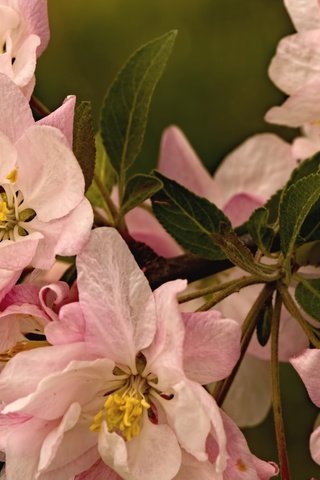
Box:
[265,1,320,158]
[0,74,93,288]
[290,349,320,465]
[0,227,274,480]
[126,126,296,256]
[0,0,49,97]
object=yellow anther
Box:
[0,201,9,221]
[90,389,150,441]
[6,168,17,183]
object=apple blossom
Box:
[0,228,276,480]
[0,0,49,97]
[290,349,320,465]
[0,74,93,290]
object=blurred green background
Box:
[35,1,319,478]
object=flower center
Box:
[90,375,151,441]
[0,173,36,241]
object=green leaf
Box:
[279,172,320,266]
[296,240,320,267]
[151,172,231,260]
[287,152,320,187]
[121,174,163,215]
[86,133,117,208]
[73,101,96,191]
[100,30,177,179]
[295,278,320,322]
[247,207,275,254]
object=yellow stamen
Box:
[90,390,150,441]
[6,168,17,183]
[0,201,9,221]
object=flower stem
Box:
[213,283,275,406]
[178,274,264,305]
[271,290,291,480]
[277,282,320,348]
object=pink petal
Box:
[0,131,17,180]
[268,31,320,96]
[182,311,241,384]
[16,125,85,222]
[38,96,76,147]
[18,0,50,55]
[11,34,40,89]
[156,380,211,461]
[253,456,279,480]
[3,358,115,421]
[0,232,42,271]
[284,0,320,31]
[77,228,157,370]
[45,302,85,345]
[1,284,41,308]
[97,424,130,480]
[158,126,216,201]
[126,417,182,480]
[222,355,271,428]
[0,269,21,303]
[0,342,92,403]
[223,193,264,227]
[0,74,34,141]
[173,451,216,480]
[75,460,122,480]
[290,348,320,407]
[221,412,268,479]
[5,416,54,480]
[126,206,182,257]
[144,279,187,388]
[215,134,295,204]
[265,80,320,127]
[310,425,320,465]
[292,137,320,160]
[39,281,70,320]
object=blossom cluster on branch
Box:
[0,1,318,479]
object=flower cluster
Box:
[0,0,318,479]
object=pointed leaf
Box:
[73,101,96,191]
[280,173,320,266]
[121,174,163,215]
[86,133,117,208]
[295,278,320,322]
[100,30,177,177]
[151,171,231,260]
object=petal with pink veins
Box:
[16,125,85,222]
[17,0,50,55]
[45,302,85,345]
[0,74,34,141]
[144,279,187,387]
[126,415,182,480]
[77,228,157,370]
[0,342,93,403]
[182,311,241,384]
[0,233,42,271]
[38,96,76,147]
